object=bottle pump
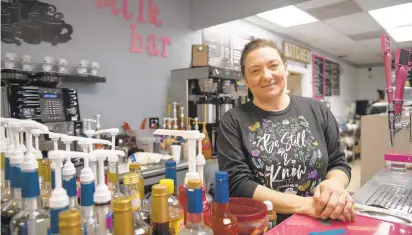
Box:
[10,120,49,235]
[90,149,125,234]
[152,129,211,225]
[1,118,11,205]
[61,135,82,210]
[48,150,90,235]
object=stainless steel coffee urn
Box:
[197,96,217,124]
[220,97,233,120]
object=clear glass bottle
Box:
[129,162,150,224]
[59,209,83,235]
[113,196,134,235]
[94,201,113,235]
[151,184,171,235]
[179,179,213,235]
[123,173,151,235]
[81,178,97,235]
[10,158,50,235]
[159,179,184,235]
[210,171,238,235]
[1,153,11,205]
[263,201,277,231]
[107,161,124,200]
[40,159,52,210]
[10,197,50,235]
[1,163,23,235]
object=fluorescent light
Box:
[257,5,318,28]
[368,3,412,29]
[387,25,412,42]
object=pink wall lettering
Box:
[97,0,171,58]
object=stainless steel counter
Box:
[118,158,219,187]
[352,168,412,224]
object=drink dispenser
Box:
[220,97,234,120]
[196,97,216,124]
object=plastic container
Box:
[228,198,268,235]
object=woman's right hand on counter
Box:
[301,197,349,222]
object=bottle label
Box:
[267,221,276,230]
[169,216,184,235]
[130,194,141,211]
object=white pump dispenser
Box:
[196,133,206,184]
[10,120,49,235]
[48,150,90,235]
[98,128,119,150]
[77,138,111,185]
[32,129,46,161]
[90,149,125,204]
[153,129,201,184]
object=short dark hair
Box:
[240,39,286,100]
[240,38,286,78]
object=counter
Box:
[118,158,219,188]
[352,167,412,223]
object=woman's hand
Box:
[313,178,356,222]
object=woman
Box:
[217,39,356,224]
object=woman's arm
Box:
[217,113,314,215]
[253,185,315,215]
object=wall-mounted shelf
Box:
[61,74,106,83]
[0,69,106,84]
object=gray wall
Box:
[2,0,201,129]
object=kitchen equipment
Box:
[196,96,217,124]
[2,85,80,122]
[198,78,218,93]
[219,97,234,120]
[220,79,236,94]
[170,66,242,155]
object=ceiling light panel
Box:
[386,25,412,42]
[257,5,318,28]
[368,3,412,29]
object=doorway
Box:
[287,72,303,96]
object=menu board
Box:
[202,29,255,71]
[312,54,341,98]
[312,54,325,98]
[327,60,341,96]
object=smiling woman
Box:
[217,38,356,224]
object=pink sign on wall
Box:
[97,0,172,58]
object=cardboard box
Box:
[191,44,209,67]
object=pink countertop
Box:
[266,214,412,235]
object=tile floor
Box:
[347,158,361,193]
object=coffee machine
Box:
[1,83,82,150]
[169,66,249,154]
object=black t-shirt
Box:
[217,95,351,223]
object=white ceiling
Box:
[245,0,412,66]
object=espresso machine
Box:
[1,79,83,151]
[169,66,248,154]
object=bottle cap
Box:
[215,171,229,204]
[123,173,139,185]
[94,184,111,204]
[128,162,141,171]
[59,209,81,229]
[165,159,176,168]
[151,184,168,197]
[113,196,132,212]
[263,200,273,211]
[159,179,174,194]
[188,179,202,189]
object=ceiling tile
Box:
[348,30,385,41]
[288,21,339,38]
[305,0,363,20]
[325,12,383,35]
[353,0,412,11]
[357,38,382,52]
[346,51,383,64]
[296,0,348,10]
